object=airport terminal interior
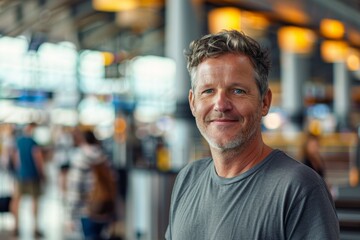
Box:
[0,0,360,239]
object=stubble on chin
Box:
[196,114,260,152]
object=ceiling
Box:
[207,0,360,44]
[0,0,359,54]
[0,0,166,56]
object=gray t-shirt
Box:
[166,150,339,240]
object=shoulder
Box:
[266,152,339,238]
[262,151,335,216]
[268,150,317,176]
[265,150,328,195]
[172,158,212,194]
[176,158,212,181]
[16,136,36,145]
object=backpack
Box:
[87,159,117,220]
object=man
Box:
[165,30,339,239]
[12,122,45,237]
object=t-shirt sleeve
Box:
[165,165,189,240]
[285,183,340,239]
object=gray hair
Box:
[184,30,271,98]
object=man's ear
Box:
[188,89,195,117]
[261,88,272,116]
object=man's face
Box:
[189,53,271,151]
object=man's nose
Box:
[214,91,232,112]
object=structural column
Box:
[165,0,204,169]
[278,27,316,130]
[280,52,309,128]
[333,61,350,129]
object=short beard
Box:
[196,113,260,152]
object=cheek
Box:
[192,104,203,118]
[192,98,206,114]
[237,103,262,120]
[236,103,253,115]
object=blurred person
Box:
[52,126,74,199]
[302,131,325,178]
[66,129,116,240]
[12,122,45,238]
[165,30,339,239]
[0,124,17,175]
[62,127,83,237]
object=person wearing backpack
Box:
[67,129,117,240]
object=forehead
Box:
[196,53,255,83]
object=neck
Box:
[211,138,272,178]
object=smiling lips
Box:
[206,113,240,127]
[209,118,239,127]
[211,118,237,122]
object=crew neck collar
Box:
[211,149,280,185]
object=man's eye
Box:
[233,89,245,94]
[202,89,214,94]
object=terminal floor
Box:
[0,163,82,240]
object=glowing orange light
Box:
[101,52,115,66]
[278,27,316,54]
[320,19,345,39]
[273,4,309,25]
[321,40,348,62]
[93,0,163,12]
[208,7,242,34]
[347,49,360,71]
[92,0,138,12]
[242,11,269,30]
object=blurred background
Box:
[0,0,360,239]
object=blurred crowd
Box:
[0,123,122,240]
